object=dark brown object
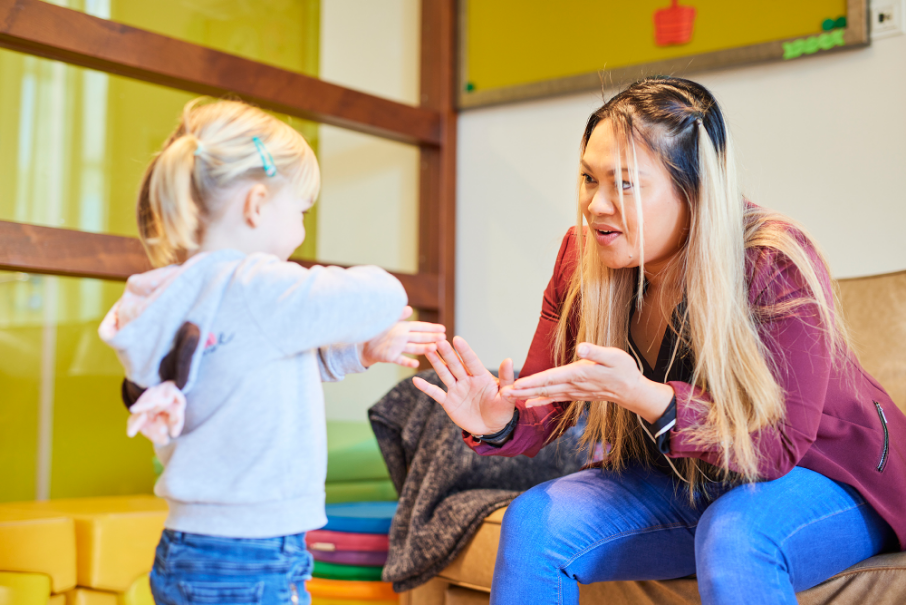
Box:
[0,221,442,311]
[0,0,440,146]
[418,0,458,337]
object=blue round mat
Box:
[324,501,398,534]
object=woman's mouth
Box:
[593,227,622,246]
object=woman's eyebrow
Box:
[580,160,649,177]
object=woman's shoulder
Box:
[744,210,829,306]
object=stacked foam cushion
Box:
[307,502,399,604]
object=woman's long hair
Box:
[555,77,850,486]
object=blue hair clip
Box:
[252,136,277,177]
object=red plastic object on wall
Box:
[654,0,697,46]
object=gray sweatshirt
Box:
[99,249,407,538]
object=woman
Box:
[412,77,905,605]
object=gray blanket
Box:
[368,370,587,592]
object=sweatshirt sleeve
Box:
[317,344,367,382]
[465,228,580,458]
[667,243,833,480]
[239,254,408,356]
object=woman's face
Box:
[579,121,690,278]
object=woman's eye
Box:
[619,180,633,191]
[582,173,595,184]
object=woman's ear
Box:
[242,183,269,228]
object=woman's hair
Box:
[555,76,851,486]
[137,98,320,266]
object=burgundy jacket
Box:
[466,226,906,550]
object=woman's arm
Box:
[667,246,831,479]
[413,227,581,457]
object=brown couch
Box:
[400,269,906,605]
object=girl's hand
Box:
[506,343,674,423]
[361,306,446,369]
[412,336,518,436]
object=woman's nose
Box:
[586,190,616,216]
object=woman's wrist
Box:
[633,380,676,424]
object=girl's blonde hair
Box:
[556,77,851,487]
[137,99,320,266]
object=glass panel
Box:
[308,124,419,274]
[0,271,157,501]
[314,0,421,105]
[0,48,320,253]
[42,0,319,77]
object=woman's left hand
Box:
[504,343,675,423]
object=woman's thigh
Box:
[492,464,710,604]
[696,466,896,600]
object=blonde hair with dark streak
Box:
[555,77,851,488]
[137,99,320,266]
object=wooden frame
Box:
[458,0,869,109]
[0,0,456,329]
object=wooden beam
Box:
[0,221,440,310]
[0,0,441,146]
[419,0,458,335]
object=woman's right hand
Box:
[412,336,517,436]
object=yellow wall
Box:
[466,0,848,91]
[0,0,319,501]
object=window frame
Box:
[0,0,457,330]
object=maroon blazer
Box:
[466,226,906,550]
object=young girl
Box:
[99,99,444,605]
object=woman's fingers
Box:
[437,339,470,381]
[452,336,486,377]
[511,360,596,391]
[403,343,438,355]
[412,376,447,405]
[398,305,415,321]
[498,358,515,388]
[394,356,420,369]
[575,343,621,366]
[425,350,457,388]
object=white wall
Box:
[456,36,906,370]
[318,0,421,420]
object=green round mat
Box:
[312,560,384,582]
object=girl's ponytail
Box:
[137,99,320,267]
[141,134,203,266]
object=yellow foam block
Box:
[0,571,52,605]
[49,595,66,605]
[0,496,167,593]
[63,588,118,605]
[122,574,154,605]
[0,509,77,593]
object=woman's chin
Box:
[596,247,637,270]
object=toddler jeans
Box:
[150,529,313,605]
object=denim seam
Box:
[777,502,867,549]
[559,522,697,571]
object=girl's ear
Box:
[242,183,269,228]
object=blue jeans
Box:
[491,465,895,605]
[150,530,313,605]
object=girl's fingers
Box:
[405,332,446,344]
[394,356,419,369]
[398,306,414,321]
[425,350,457,387]
[508,383,576,400]
[451,336,486,377]
[408,321,447,333]
[437,339,470,381]
[403,343,438,355]
[412,376,447,405]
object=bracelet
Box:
[472,409,520,447]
